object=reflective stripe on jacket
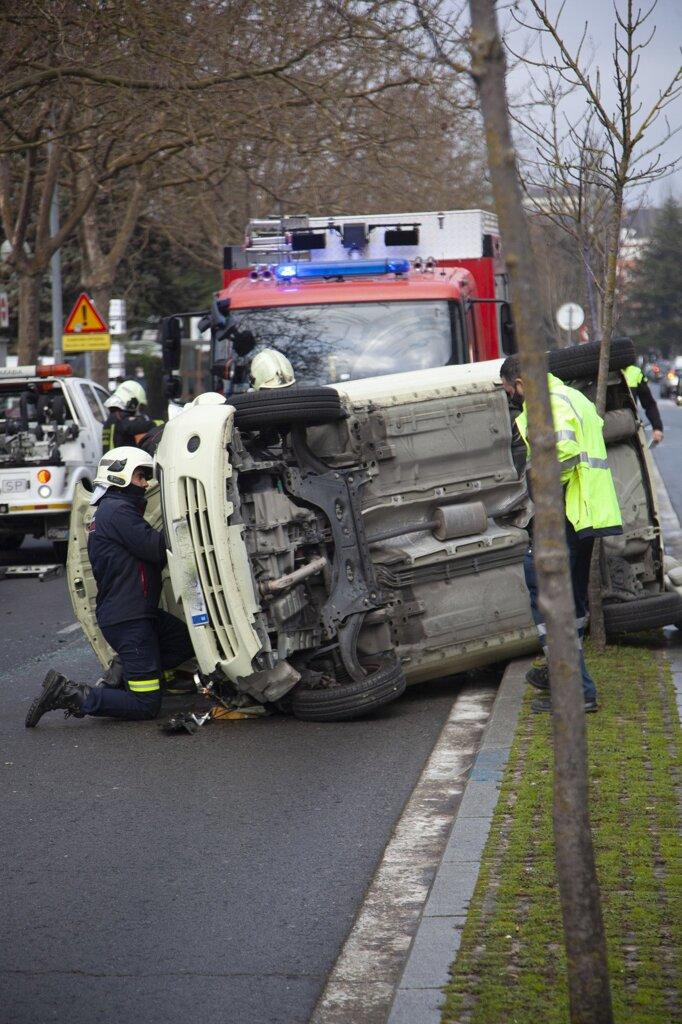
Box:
[516,373,623,538]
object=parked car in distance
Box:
[645,359,667,382]
[659,356,682,399]
[67,339,682,721]
[0,364,107,558]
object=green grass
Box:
[441,641,681,1024]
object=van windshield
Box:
[219,300,463,386]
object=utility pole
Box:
[50,171,63,363]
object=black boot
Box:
[25,670,93,728]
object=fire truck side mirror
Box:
[159,316,183,372]
[500,302,517,355]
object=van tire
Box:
[291,656,406,721]
[548,338,635,380]
[603,592,682,635]
[230,386,345,431]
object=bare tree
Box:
[513,0,682,412]
[467,3,614,1019]
[510,1,681,649]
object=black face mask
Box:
[121,482,147,502]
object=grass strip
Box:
[441,640,681,1024]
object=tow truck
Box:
[0,363,107,573]
[158,209,516,397]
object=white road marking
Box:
[57,622,82,636]
[309,683,496,1024]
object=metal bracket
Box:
[283,427,385,681]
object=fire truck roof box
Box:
[242,209,500,267]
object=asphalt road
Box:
[2,392,680,1024]
[1,537,480,1024]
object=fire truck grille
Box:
[183,476,238,664]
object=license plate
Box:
[1,477,30,494]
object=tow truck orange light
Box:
[37,469,51,484]
[36,363,73,377]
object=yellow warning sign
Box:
[62,332,111,352]
[63,292,108,334]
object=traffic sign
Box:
[0,291,8,329]
[556,302,585,332]
[64,292,107,333]
[62,292,110,352]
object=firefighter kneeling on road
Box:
[25,448,195,727]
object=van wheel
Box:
[603,592,682,635]
[291,655,406,722]
[548,338,635,380]
[229,386,346,431]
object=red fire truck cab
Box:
[187,210,514,392]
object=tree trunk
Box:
[468,2,613,1022]
[89,281,113,387]
[588,184,624,652]
[17,272,41,365]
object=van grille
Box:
[183,476,238,663]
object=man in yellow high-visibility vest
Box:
[622,364,663,444]
[500,354,623,713]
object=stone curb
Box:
[386,655,532,1024]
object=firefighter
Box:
[25,447,195,727]
[622,364,664,444]
[101,380,153,451]
[250,349,296,390]
[499,354,623,713]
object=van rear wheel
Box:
[291,655,406,722]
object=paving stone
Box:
[423,860,481,917]
[456,779,501,819]
[387,986,444,1024]
[442,814,492,862]
[398,915,467,988]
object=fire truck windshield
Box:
[218,300,462,386]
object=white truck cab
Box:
[0,363,108,557]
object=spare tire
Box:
[229,386,346,431]
[292,655,406,722]
[603,591,682,636]
[548,338,635,381]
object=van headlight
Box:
[38,484,52,498]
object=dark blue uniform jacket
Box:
[87,487,167,627]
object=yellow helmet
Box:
[250,349,295,390]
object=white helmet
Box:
[104,379,147,412]
[250,349,295,390]
[92,447,154,500]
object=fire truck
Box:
[160,209,516,395]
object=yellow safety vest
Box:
[516,373,623,537]
[622,364,644,389]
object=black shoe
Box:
[531,695,598,714]
[25,670,92,728]
[526,665,549,691]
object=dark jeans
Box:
[524,520,597,702]
[82,610,196,721]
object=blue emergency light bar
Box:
[275,258,411,281]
